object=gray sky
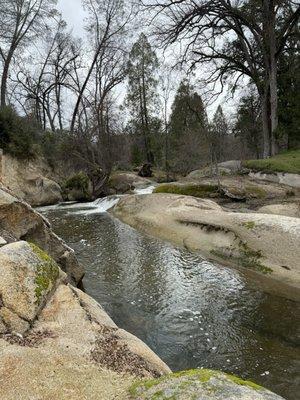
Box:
[57,0,86,38]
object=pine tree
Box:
[168,79,208,173]
[126,33,159,164]
[211,106,228,163]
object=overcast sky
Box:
[56,0,236,119]
[57,0,86,38]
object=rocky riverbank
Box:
[0,183,171,399]
[0,182,288,398]
[112,193,300,301]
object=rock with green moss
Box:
[0,241,64,334]
[29,242,61,305]
[154,183,219,198]
[0,184,84,286]
[129,369,285,399]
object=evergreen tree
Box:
[126,33,159,164]
[234,91,262,159]
[169,80,208,173]
[211,106,228,163]
[277,36,300,149]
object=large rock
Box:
[218,160,242,172]
[0,152,63,206]
[169,174,298,202]
[112,194,300,299]
[257,203,300,218]
[186,161,242,179]
[249,171,300,189]
[0,241,170,399]
[108,172,152,194]
[0,241,64,334]
[0,184,84,286]
[130,369,284,400]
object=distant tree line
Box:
[0,0,299,189]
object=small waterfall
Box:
[37,184,155,215]
[134,185,156,195]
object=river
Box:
[38,195,300,400]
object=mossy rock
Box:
[154,184,219,198]
[129,369,284,399]
[244,185,267,199]
[29,243,60,304]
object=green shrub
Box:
[64,172,90,193]
[0,106,38,159]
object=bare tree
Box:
[143,0,300,157]
[70,0,132,134]
[12,17,80,130]
[0,0,57,107]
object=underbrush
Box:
[0,106,38,159]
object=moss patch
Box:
[243,150,300,174]
[29,243,59,304]
[244,185,267,199]
[242,221,256,230]
[129,369,265,399]
[154,184,218,198]
[226,373,264,391]
[211,241,272,275]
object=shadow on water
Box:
[40,203,300,400]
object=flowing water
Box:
[38,197,300,400]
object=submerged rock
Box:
[130,369,285,400]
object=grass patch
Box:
[243,150,300,174]
[154,184,218,198]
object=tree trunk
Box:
[0,50,14,108]
[263,0,279,157]
[268,2,278,156]
[261,90,271,158]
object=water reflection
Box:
[40,205,300,400]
